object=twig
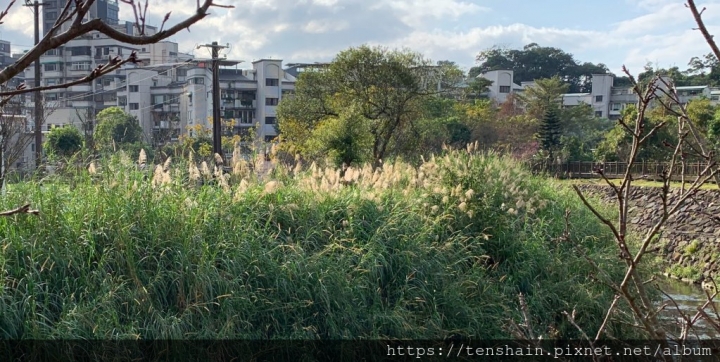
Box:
[595,295,621,341]
[0,204,39,216]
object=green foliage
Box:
[305,107,373,167]
[471,43,609,93]
[639,58,720,87]
[0,150,642,346]
[666,265,702,281]
[538,107,562,156]
[708,109,720,147]
[594,104,678,162]
[515,76,568,119]
[684,240,700,256]
[94,107,144,154]
[559,104,613,161]
[44,126,83,158]
[277,45,463,165]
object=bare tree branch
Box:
[0,0,235,86]
[687,0,720,61]
[0,203,39,216]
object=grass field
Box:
[0,148,647,355]
[557,177,720,190]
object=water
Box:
[658,277,720,340]
[649,278,720,361]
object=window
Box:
[265,97,278,106]
[265,78,279,86]
[177,69,187,77]
[499,86,510,93]
[129,85,139,92]
[103,78,112,86]
[595,111,603,117]
[265,116,276,124]
[44,64,57,71]
[595,95,603,102]
[70,61,91,71]
[44,1,56,8]
[104,47,110,55]
[45,11,57,20]
[118,96,127,106]
[153,95,165,104]
[611,103,621,111]
[712,96,719,101]
[129,103,139,110]
[46,49,58,56]
[69,46,91,56]
[193,77,204,85]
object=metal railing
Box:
[533,161,715,182]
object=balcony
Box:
[70,55,92,62]
[153,104,170,112]
[69,84,92,92]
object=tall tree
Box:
[470,43,609,93]
[538,107,562,158]
[515,76,569,119]
[94,107,144,153]
[45,126,83,158]
[277,45,462,166]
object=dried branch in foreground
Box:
[0,204,39,216]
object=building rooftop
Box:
[675,85,708,90]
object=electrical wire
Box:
[46,62,194,104]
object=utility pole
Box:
[198,41,228,160]
[24,0,44,170]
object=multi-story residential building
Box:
[117,58,298,149]
[477,70,524,104]
[477,70,691,120]
[42,0,119,36]
[18,22,191,169]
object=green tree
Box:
[305,106,373,167]
[538,107,562,158]
[515,76,569,119]
[45,126,83,158]
[277,45,462,166]
[94,107,144,153]
[470,43,609,93]
[595,104,677,162]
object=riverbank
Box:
[573,184,720,286]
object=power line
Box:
[45,62,191,104]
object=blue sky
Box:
[2,0,720,77]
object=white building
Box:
[477,70,523,103]
[479,70,694,120]
[116,58,297,149]
[19,23,191,169]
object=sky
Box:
[2,0,720,76]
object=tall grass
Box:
[0,144,638,342]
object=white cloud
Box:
[380,0,488,28]
[302,20,349,33]
[2,6,34,38]
[4,0,720,80]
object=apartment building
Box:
[42,0,119,36]
[18,20,195,169]
[478,70,692,119]
[117,58,297,148]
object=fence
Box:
[532,161,716,182]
